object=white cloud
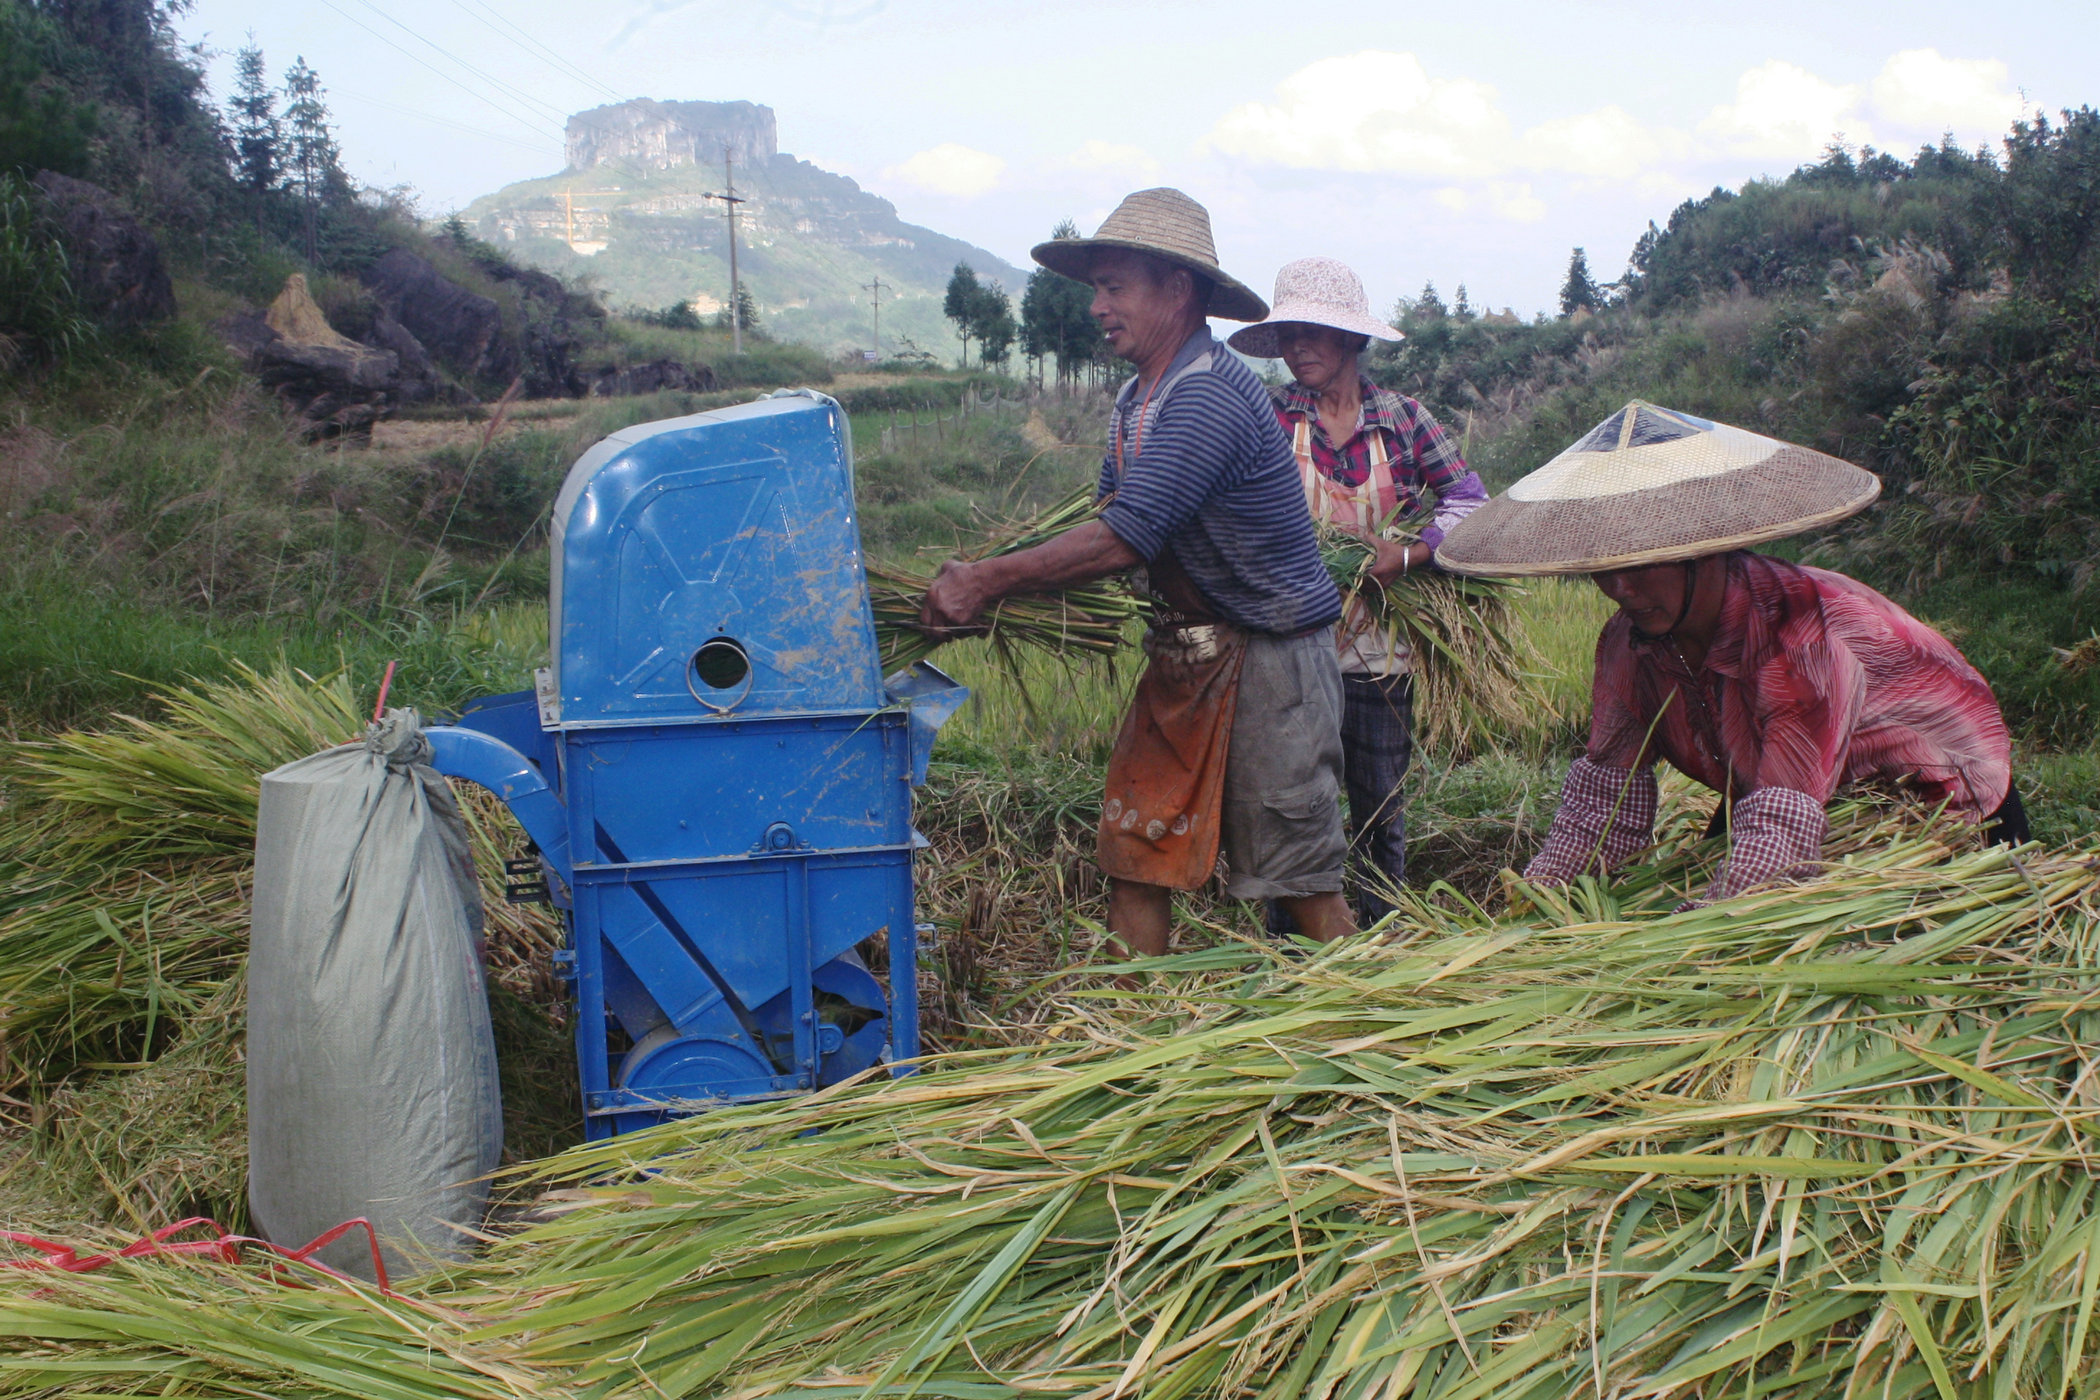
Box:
[1205,47,2025,207]
[882,143,1005,198]
[1207,52,1684,190]
[1520,105,1684,179]
[1207,51,1510,177]
[1870,49,2028,143]
[1701,60,1866,161]
[1484,182,1546,222]
[1050,140,1161,179]
[1421,181,1545,222]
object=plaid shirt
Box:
[1528,552,2012,901]
[1272,379,1486,548]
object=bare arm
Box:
[1362,538,1434,586]
[919,520,1141,634]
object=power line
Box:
[450,0,626,105]
[347,0,572,126]
[332,87,561,156]
[311,0,561,142]
[863,276,889,353]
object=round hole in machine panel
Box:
[692,636,751,691]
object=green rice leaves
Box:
[6,829,2098,1397]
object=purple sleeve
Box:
[1420,470,1488,552]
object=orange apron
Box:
[1292,416,1406,675]
[1292,416,1396,531]
[1096,360,1249,890]
[1097,615,1247,890]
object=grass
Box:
[602,320,834,388]
[855,391,1103,554]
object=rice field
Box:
[2,561,2097,1397]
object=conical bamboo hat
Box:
[1434,401,1882,576]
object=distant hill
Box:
[460,99,1031,359]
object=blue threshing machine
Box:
[419,391,964,1140]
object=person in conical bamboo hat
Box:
[1435,401,2024,904]
[922,190,1359,960]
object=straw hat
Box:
[1434,401,1881,576]
[1031,188,1267,322]
[1225,258,1402,359]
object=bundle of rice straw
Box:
[869,485,1142,677]
[4,814,2098,1400]
[1318,513,1537,756]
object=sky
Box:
[176,0,2099,320]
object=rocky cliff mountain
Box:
[461,99,1030,358]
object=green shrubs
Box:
[0,173,94,367]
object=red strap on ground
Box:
[0,1216,396,1295]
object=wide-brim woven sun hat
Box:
[1031,188,1268,323]
[1225,257,1402,359]
[1434,401,1881,576]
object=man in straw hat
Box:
[921,189,1356,959]
[1227,257,1488,926]
[1435,401,2025,904]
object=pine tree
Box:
[712,285,760,336]
[228,37,278,194]
[1019,219,1103,387]
[943,263,981,367]
[281,56,340,265]
[1559,246,1603,317]
[972,281,1017,370]
[1453,284,1473,320]
[1415,281,1447,319]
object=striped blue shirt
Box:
[1096,328,1341,636]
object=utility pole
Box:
[706,147,747,354]
[863,276,890,358]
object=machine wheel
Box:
[617,1024,774,1099]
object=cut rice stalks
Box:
[1319,518,1540,757]
[0,664,561,1095]
[869,485,1142,680]
[5,830,2100,1399]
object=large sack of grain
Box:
[247,708,502,1281]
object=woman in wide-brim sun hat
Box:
[1226,257,1489,927]
[1436,400,2025,907]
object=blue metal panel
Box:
[425,394,965,1142]
[565,714,910,866]
[550,395,882,724]
[884,663,970,787]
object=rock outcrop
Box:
[217,274,445,441]
[360,248,505,380]
[565,99,776,172]
[32,171,175,328]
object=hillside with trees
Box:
[0,0,848,723]
[1365,115,2100,745]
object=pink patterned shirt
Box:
[1528,552,2012,900]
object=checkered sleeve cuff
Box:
[1524,758,1658,886]
[1707,786,1827,901]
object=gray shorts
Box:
[1220,627,1347,900]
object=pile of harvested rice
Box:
[0,814,2091,1398]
